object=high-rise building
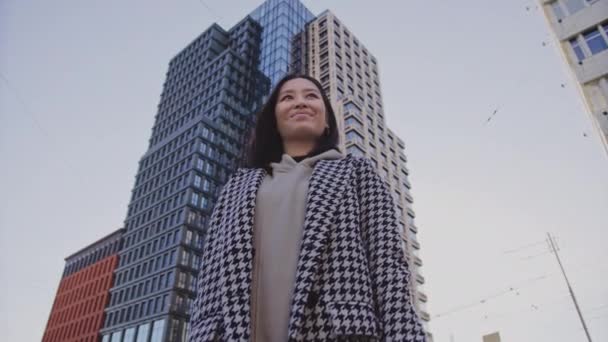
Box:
[539,0,608,156]
[249,0,315,87]
[291,9,431,335]
[42,229,124,342]
[40,1,433,341]
[99,17,268,342]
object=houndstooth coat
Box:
[187,155,427,342]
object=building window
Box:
[193,175,201,188]
[193,254,201,269]
[177,271,186,288]
[205,163,214,176]
[150,319,166,342]
[181,250,191,266]
[343,101,361,116]
[550,2,565,21]
[136,323,151,342]
[110,331,123,342]
[124,327,136,342]
[345,130,364,145]
[570,38,585,61]
[344,116,363,130]
[563,0,586,14]
[583,27,608,55]
[347,145,365,157]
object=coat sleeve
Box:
[187,171,239,341]
[356,157,427,342]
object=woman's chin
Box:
[286,126,322,140]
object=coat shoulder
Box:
[343,155,376,175]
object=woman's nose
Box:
[294,97,307,108]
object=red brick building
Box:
[42,229,124,342]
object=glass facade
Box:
[249,0,315,87]
[100,13,269,342]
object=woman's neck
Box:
[283,141,315,157]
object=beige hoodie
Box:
[250,148,344,342]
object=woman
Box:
[187,74,427,342]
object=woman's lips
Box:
[290,113,313,119]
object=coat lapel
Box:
[221,157,351,340]
[287,158,351,339]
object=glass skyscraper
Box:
[99,16,268,342]
[249,0,314,86]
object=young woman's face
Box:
[275,78,327,144]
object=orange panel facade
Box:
[42,255,118,342]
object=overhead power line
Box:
[196,0,223,21]
[0,71,83,180]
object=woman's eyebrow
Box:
[279,88,320,95]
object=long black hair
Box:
[244,74,340,173]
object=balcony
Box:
[551,1,608,41]
[417,291,428,303]
[573,48,608,84]
[414,256,423,267]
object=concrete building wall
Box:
[540,0,608,156]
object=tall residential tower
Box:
[292,8,431,328]
[540,0,608,156]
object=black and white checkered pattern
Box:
[187,155,427,342]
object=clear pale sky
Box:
[1,1,607,341]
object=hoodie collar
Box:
[270,148,344,174]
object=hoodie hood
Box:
[270,148,344,174]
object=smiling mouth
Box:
[290,112,314,118]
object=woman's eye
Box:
[281,95,292,101]
[306,93,318,99]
